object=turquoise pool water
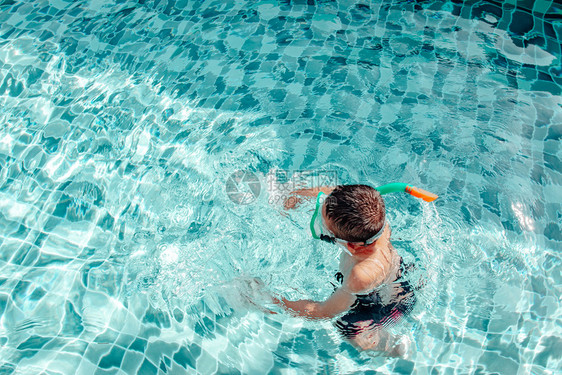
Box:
[0,0,561,373]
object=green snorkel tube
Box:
[375,182,438,202]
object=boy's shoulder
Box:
[345,261,384,294]
[346,248,398,294]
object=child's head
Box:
[324,185,386,243]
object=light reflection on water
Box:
[0,0,560,373]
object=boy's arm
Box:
[273,286,356,319]
[290,186,335,197]
[284,186,335,210]
[271,267,384,319]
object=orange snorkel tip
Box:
[405,185,438,202]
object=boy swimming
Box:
[269,184,437,356]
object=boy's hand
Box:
[236,277,279,314]
[283,186,334,210]
[283,194,302,210]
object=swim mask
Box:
[309,183,437,245]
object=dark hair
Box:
[325,185,386,243]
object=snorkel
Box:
[310,183,438,241]
[375,182,438,202]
